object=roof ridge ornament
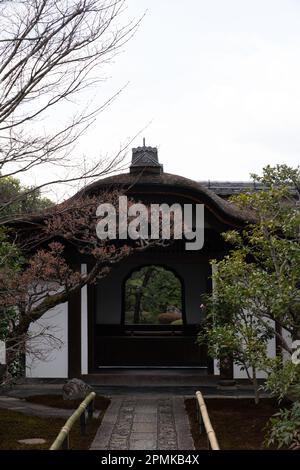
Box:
[130,140,163,175]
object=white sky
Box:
[21,0,300,199]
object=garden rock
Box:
[62,378,93,400]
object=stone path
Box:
[90,396,194,451]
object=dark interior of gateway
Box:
[91,244,213,369]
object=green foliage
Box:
[0,307,18,342]
[0,175,53,218]
[0,228,25,376]
[265,401,300,449]
[7,352,24,379]
[0,228,25,343]
[0,175,52,354]
[171,319,183,325]
[198,164,300,408]
[198,297,271,403]
[264,359,300,402]
[0,228,25,271]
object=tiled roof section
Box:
[199,181,265,197]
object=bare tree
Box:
[0,1,150,383]
[0,0,140,215]
[1,190,173,382]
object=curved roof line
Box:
[7,170,255,228]
[75,170,254,227]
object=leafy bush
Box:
[263,359,300,402]
[265,401,300,449]
[171,319,183,325]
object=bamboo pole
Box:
[196,390,220,450]
[50,391,96,450]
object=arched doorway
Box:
[93,262,207,368]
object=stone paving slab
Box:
[90,396,194,451]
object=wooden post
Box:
[61,434,69,450]
[68,286,81,378]
[87,398,94,419]
[80,411,86,435]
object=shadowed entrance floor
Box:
[90,396,194,451]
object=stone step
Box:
[82,367,211,387]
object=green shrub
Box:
[171,319,183,325]
[265,401,300,449]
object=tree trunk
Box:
[133,287,143,324]
[133,267,154,324]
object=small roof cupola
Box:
[130,138,163,175]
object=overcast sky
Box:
[23,0,300,198]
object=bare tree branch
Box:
[0,0,142,211]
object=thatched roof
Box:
[73,171,255,227]
[7,170,255,229]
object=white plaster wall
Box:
[26,301,68,378]
[0,341,5,364]
[282,327,293,362]
[213,359,220,375]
